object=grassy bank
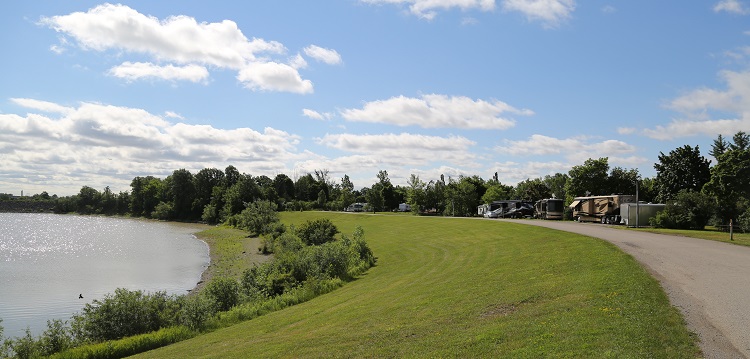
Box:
[136,212,699,358]
[625,226,750,247]
[192,226,271,292]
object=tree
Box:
[704,132,750,223]
[513,178,550,202]
[338,174,355,208]
[223,174,261,216]
[608,167,640,195]
[444,176,478,217]
[650,190,715,230]
[565,158,610,203]
[273,174,295,202]
[709,134,729,159]
[193,168,224,217]
[165,169,196,220]
[482,182,512,204]
[542,173,568,200]
[77,186,101,214]
[406,174,427,214]
[653,145,711,203]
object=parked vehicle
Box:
[569,195,635,224]
[534,198,564,220]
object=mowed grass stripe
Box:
[137,212,698,358]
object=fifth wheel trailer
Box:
[569,195,636,224]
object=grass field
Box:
[625,226,750,247]
[137,212,699,358]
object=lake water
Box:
[0,213,209,338]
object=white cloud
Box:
[11,98,74,115]
[617,127,636,135]
[303,45,342,65]
[302,109,332,121]
[361,0,495,20]
[40,3,321,93]
[289,54,308,69]
[496,134,637,162]
[237,62,314,94]
[502,0,576,27]
[714,0,750,14]
[641,69,750,140]
[0,99,303,195]
[164,111,184,120]
[316,132,478,168]
[108,62,209,83]
[340,94,532,129]
[601,5,616,14]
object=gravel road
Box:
[501,219,749,358]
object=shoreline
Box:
[188,225,272,295]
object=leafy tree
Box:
[232,200,279,236]
[424,178,447,213]
[224,165,241,188]
[273,174,295,202]
[482,182,512,204]
[223,174,261,216]
[513,178,550,202]
[338,174,355,208]
[295,218,339,245]
[77,186,101,214]
[165,169,196,220]
[295,174,319,202]
[193,168,224,217]
[444,176,478,217]
[565,158,610,203]
[730,131,749,151]
[653,145,711,203]
[543,173,569,200]
[406,174,427,214]
[39,319,73,356]
[608,167,640,195]
[365,184,384,212]
[704,132,750,223]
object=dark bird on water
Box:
[79,294,83,299]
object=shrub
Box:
[39,319,73,356]
[7,328,41,359]
[179,295,217,331]
[233,201,279,236]
[650,190,715,229]
[296,218,339,245]
[738,209,750,233]
[204,277,240,312]
[71,289,180,342]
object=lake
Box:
[0,213,209,338]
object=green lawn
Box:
[137,212,699,358]
[625,226,750,247]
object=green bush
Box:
[232,201,279,236]
[650,190,715,229]
[71,289,180,342]
[151,201,173,220]
[738,209,750,232]
[39,319,73,356]
[179,295,217,331]
[295,218,339,245]
[204,277,240,312]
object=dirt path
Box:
[500,219,749,358]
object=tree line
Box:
[3,132,748,230]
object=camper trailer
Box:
[534,198,564,220]
[569,195,635,224]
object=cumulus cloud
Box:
[496,134,639,162]
[714,0,750,14]
[0,99,302,194]
[340,94,532,129]
[641,69,750,140]
[303,45,343,65]
[361,0,495,20]
[502,0,575,27]
[108,62,209,83]
[40,3,337,92]
[316,132,478,168]
[302,109,332,121]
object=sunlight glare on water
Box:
[0,213,209,338]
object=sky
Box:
[1,1,749,196]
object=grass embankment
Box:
[626,226,750,247]
[137,212,699,358]
[192,226,271,292]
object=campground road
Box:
[500,219,750,359]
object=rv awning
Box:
[569,200,580,208]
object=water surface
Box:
[0,213,209,338]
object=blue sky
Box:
[1,1,749,196]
